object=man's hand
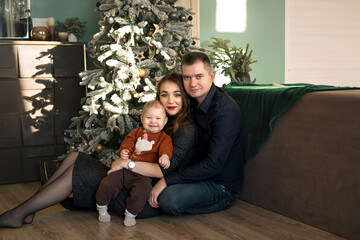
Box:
[107,158,127,175]
[159,154,170,169]
[148,178,167,208]
[120,149,130,160]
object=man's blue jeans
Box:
[158,180,238,215]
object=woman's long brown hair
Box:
[156,72,192,137]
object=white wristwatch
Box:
[128,160,135,171]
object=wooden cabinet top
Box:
[0,40,86,46]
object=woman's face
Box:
[159,81,183,116]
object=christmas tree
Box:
[64,0,201,166]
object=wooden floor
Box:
[0,182,345,240]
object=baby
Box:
[95,100,172,226]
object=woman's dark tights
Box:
[0,152,79,228]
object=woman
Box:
[0,72,197,228]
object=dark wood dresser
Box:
[0,40,86,184]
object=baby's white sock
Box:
[124,209,136,227]
[96,204,111,222]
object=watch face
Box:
[129,161,135,169]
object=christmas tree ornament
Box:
[107,17,114,24]
[165,57,176,69]
[153,24,164,36]
[149,70,155,78]
[169,12,177,20]
[188,16,193,21]
[134,51,146,61]
[95,144,104,153]
[136,85,144,92]
[147,27,155,36]
[134,34,141,42]
[139,68,146,77]
[192,40,196,45]
[105,71,112,79]
[132,115,140,122]
[179,14,186,22]
[96,2,101,7]
[182,39,190,47]
[89,45,97,58]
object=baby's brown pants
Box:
[95,169,152,215]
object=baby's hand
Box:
[120,149,130,160]
[159,154,170,169]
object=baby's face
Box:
[141,107,167,133]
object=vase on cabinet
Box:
[68,33,77,42]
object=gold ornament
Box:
[132,115,141,122]
[131,90,137,95]
[105,71,112,79]
[147,27,155,36]
[31,26,50,41]
[139,68,146,77]
[95,144,104,153]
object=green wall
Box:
[199,0,285,84]
[31,0,285,83]
[30,0,100,43]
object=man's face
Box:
[182,60,215,105]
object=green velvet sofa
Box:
[223,83,360,240]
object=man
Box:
[149,51,243,215]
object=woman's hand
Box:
[148,178,167,208]
[107,158,128,175]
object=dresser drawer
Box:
[17,45,53,78]
[0,44,18,78]
[52,45,85,77]
[0,115,21,148]
[0,79,19,113]
[20,85,55,146]
[17,44,85,78]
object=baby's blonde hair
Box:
[142,100,166,116]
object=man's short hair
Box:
[181,51,211,70]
